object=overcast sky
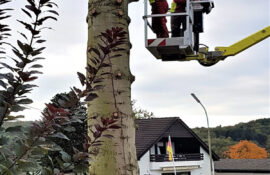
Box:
[6,0,269,128]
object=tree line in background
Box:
[193,118,270,158]
[3,107,269,162]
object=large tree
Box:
[225,140,268,159]
[87,0,139,174]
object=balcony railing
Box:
[150,153,203,162]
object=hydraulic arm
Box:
[195,26,270,66]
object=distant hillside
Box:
[193,118,270,158]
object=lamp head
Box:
[191,93,201,103]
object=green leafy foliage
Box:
[0,0,12,56]
[193,118,270,158]
[0,0,58,127]
[132,100,154,119]
[0,121,49,175]
[39,92,89,174]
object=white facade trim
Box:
[138,146,213,175]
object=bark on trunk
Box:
[87,0,138,174]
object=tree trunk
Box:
[87,0,138,174]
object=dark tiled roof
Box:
[135,117,219,160]
[215,159,270,173]
[135,117,178,159]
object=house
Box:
[135,117,219,175]
[215,159,270,175]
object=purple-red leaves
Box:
[83,143,91,151]
[25,5,41,16]
[103,134,113,138]
[88,47,100,57]
[85,93,98,102]
[77,72,86,86]
[93,131,101,139]
[84,134,92,142]
[86,64,97,75]
[101,32,113,43]
[94,124,102,131]
[109,125,121,129]
[40,0,51,5]
[45,104,69,118]
[98,43,110,55]
[100,117,117,127]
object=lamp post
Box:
[191,93,215,175]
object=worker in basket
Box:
[170,0,187,37]
[149,0,169,38]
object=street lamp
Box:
[191,93,215,175]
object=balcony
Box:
[150,153,203,162]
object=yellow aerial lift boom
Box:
[143,0,270,66]
[193,26,270,66]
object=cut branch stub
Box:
[113,112,119,118]
[118,10,124,17]
[116,71,122,79]
[90,8,98,16]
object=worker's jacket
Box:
[171,0,186,13]
[149,0,167,5]
[149,0,168,14]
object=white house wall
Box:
[197,147,212,175]
[138,150,151,175]
[138,146,214,175]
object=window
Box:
[153,142,167,155]
[157,142,166,154]
[173,138,199,154]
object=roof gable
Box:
[135,117,177,159]
[162,120,193,138]
[135,117,219,160]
